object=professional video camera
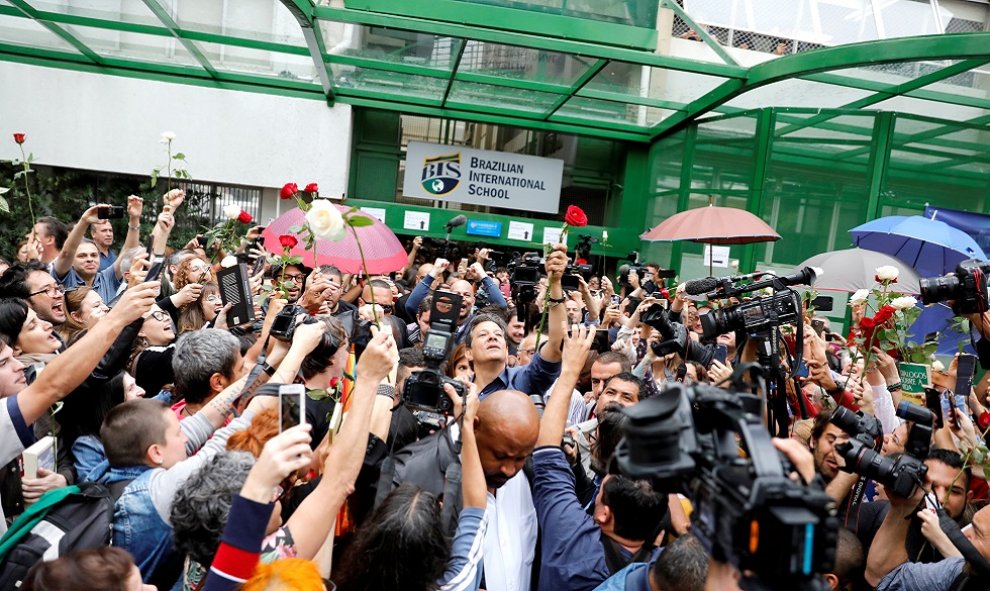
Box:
[403,291,467,428]
[506,252,544,321]
[639,304,714,368]
[701,291,801,341]
[920,258,990,315]
[615,382,837,591]
[830,402,932,498]
[561,262,593,292]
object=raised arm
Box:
[113,195,144,279]
[542,244,569,363]
[17,281,158,425]
[53,204,103,278]
[537,325,595,447]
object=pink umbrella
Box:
[261,204,407,274]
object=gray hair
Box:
[172,328,241,404]
[652,534,708,591]
[170,451,255,565]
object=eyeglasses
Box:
[29,284,64,298]
[149,310,169,322]
[205,295,222,303]
[284,274,305,284]
[190,264,211,274]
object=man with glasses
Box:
[276,263,308,304]
[0,262,69,327]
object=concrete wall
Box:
[0,61,352,196]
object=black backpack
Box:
[0,479,130,588]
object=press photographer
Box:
[921,260,990,369]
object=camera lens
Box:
[919,275,960,305]
[829,406,861,436]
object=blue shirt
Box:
[54,264,122,306]
[98,248,117,272]
[532,446,630,591]
[592,562,652,591]
[876,557,963,591]
[479,348,561,400]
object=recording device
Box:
[956,353,978,399]
[811,318,827,336]
[507,252,544,320]
[714,344,728,364]
[278,384,306,433]
[926,387,945,430]
[561,263,593,292]
[831,402,933,498]
[145,256,165,283]
[614,382,837,590]
[686,267,818,299]
[97,205,125,219]
[920,259,990,315]
[640,305,714,367]
[196,235,208,248]
[403,292,467,419]
[216,263,255,326]
[701,291,801,341]
[445,214,467,233]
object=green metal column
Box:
[739,108,775,273]
[669,125,698,271]
[865,112,894,221]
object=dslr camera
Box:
[403,292,467,421]
[830,402,932,498]
[920,259,990,315]
[614,382,837,590]
[269,304,342,357]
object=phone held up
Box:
[278,384,307,433]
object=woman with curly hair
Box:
[156,256,212,326]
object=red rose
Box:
[873,305,895,326]
[238,210,253,224]
[564,205,588,227]
[304,183,319,194]
[328,376,340,389]
[660,288,670,299]
[279,234,298,249]
[12,133,25,144]
[859,317,875,330]
[280,183,298,200]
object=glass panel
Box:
[876,0,948,39]
[448,0,659,28]
[868,95,988,121]
[63,23,203,67]
[173,0,307,46]
[582,60,726,106]
[458,40,591,86]
[691,113,759,195]
[554,96,671,126]
[446,80,559,114]
[28,0,162,27]
[0,13,81,53]
[684,0,880,46]
[724,78,877,110]
[333,67,446,101]
[773,113,876,144]
[317,22,462,72]
[197,40,319,80]
[827,61,959,91]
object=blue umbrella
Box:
[850,215,986,277]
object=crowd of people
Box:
[0,189,988,591]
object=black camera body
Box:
[269,304,341,358]
[701,291,801,341]
[920,259,990,315]
[403,292,466,416]
[507,252,544,309]
[561,263,593,292]
[615,383,837,588]
[831,402,932,498]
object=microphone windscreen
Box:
[447,215,468,228]
[684,277,719,296]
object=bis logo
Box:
[421,153,461,196]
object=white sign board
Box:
[543,227,563,246]
[704,245,731,268]
[508,221,535,241]
[359,207,387,223]
[403,141,563,214]
[403,211,430,231]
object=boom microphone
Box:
[445,215,467,232]
[684,277,720,296]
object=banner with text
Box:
[403,141,563,214]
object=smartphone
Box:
[592,329,611,354]
[97,205,125,219]
[955,354,978,399]
[795,360,810,378]
[925,387,944,430]
[196,235,208,248]
[278,384,306,433]
[675,364,688,383]
[942,392,957,429]
[610,295,621,306]
[811,318,827,337]
[714,344,728,365]
[145,256,165,282]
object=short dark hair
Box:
[101,399,170,467]
[37,216,68,249]
[651,534,708,591]
[811,407,836,442]
[299,316,348,380]
[0,261,49,300]
[928,447,971,489]
[398,347,426,369]
[318,264,343,281]
[594,351,632,373]
[831,528,865,591]
[22,546,136,591]
[465,313,508,347]
[0,298,29,347]
[417,296,432,316]
[603,372,642,399]
[601,475,666,541]
[592,403,629,475]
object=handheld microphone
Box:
[445,215,467,232]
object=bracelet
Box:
[826,384,846,396]
[886,382,902,392]
[128,224,140,231]
[261,362,276,377]
[547,295,567,304]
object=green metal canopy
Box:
[1,0,990,144]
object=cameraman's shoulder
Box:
[877,557,965,591]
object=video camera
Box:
[561,263,593,292]
[830,402,932,498]
[506,252,544,320]
[403,292,467,426]
[614,382,837,590]
[920,259,990,315]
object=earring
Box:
[156,459,164,466]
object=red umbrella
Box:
[640,203,780,274]
[261,204,407,274]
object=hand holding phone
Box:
[278,384,307,433]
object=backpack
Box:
[0,479,130,588]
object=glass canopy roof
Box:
[1,0,989,143]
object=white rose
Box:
[305,199,345,240]
[160,131,176,143]
[220,255,238,268]
[222,204,241,220]
[932,359,945,372]
[876,265,899,282]
[849,289,869,306]
[890,296,917,310]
